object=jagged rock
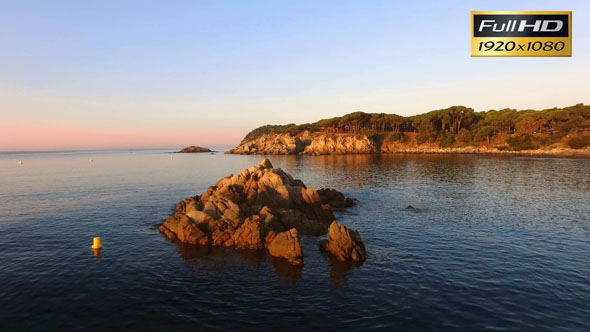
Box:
[258,158,273,169]
[267,228,303,266]
[319,221,366,263]
[159,158,355,265]
[232,216,263,249]
[179,146,212,153]
[159,214,209,246]
[317,188,356,208]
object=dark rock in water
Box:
[319,221,366,263]
[317,188,356,208]
[406,205,415,210]
[179,146,212,153]
[159,158,358,266]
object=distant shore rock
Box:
[304,134,376,155]
[226,132,309,155]
[226,132,376,155]
[179,146,212,153]
[319,221,366,263]
[159,158,360,266]
[225,132,590,158]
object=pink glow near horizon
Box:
[0,124,244,151]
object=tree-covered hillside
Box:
[242,104,590,149]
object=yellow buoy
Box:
[92,237,102,249]
[19,161,23,165]
[89,159,94,163]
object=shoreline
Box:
[226,131,590,159]
[377,147,590,159]
[227,147,590,159]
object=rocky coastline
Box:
[226,132,590,158]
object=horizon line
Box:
[0,146,234,154]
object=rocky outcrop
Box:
[179,146,212,153]
[317,188,356,208]
[228,131,590,158]
[226,133,309,155]
[266,228,303,266]
[226,132,376,155]
[319,221,366,263]
[159,158,356,265]
[303,134,376,155]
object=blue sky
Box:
[1,1,589,150]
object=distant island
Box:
[178,146,212,153]
[227,104,590,157]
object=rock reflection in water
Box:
[175,241,264,267]
[325,254,356,290]
[176,240,302,282]
[267,153,481,193]
[270,257,302,284]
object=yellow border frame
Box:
[470,11,572,57]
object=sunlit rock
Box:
[319,221,366,263]
[159,158,358,265]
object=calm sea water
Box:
[0,150,588,331]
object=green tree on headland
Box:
[474,126,494,144]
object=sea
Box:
[0,149,588,331]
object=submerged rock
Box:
[179,146,212,153]
[319,221,366,263]
[159,158,356,265]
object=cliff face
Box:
[227,132,309,155]
[303,134,376,155]
[226,132,590,157]
[226,132,377,155]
